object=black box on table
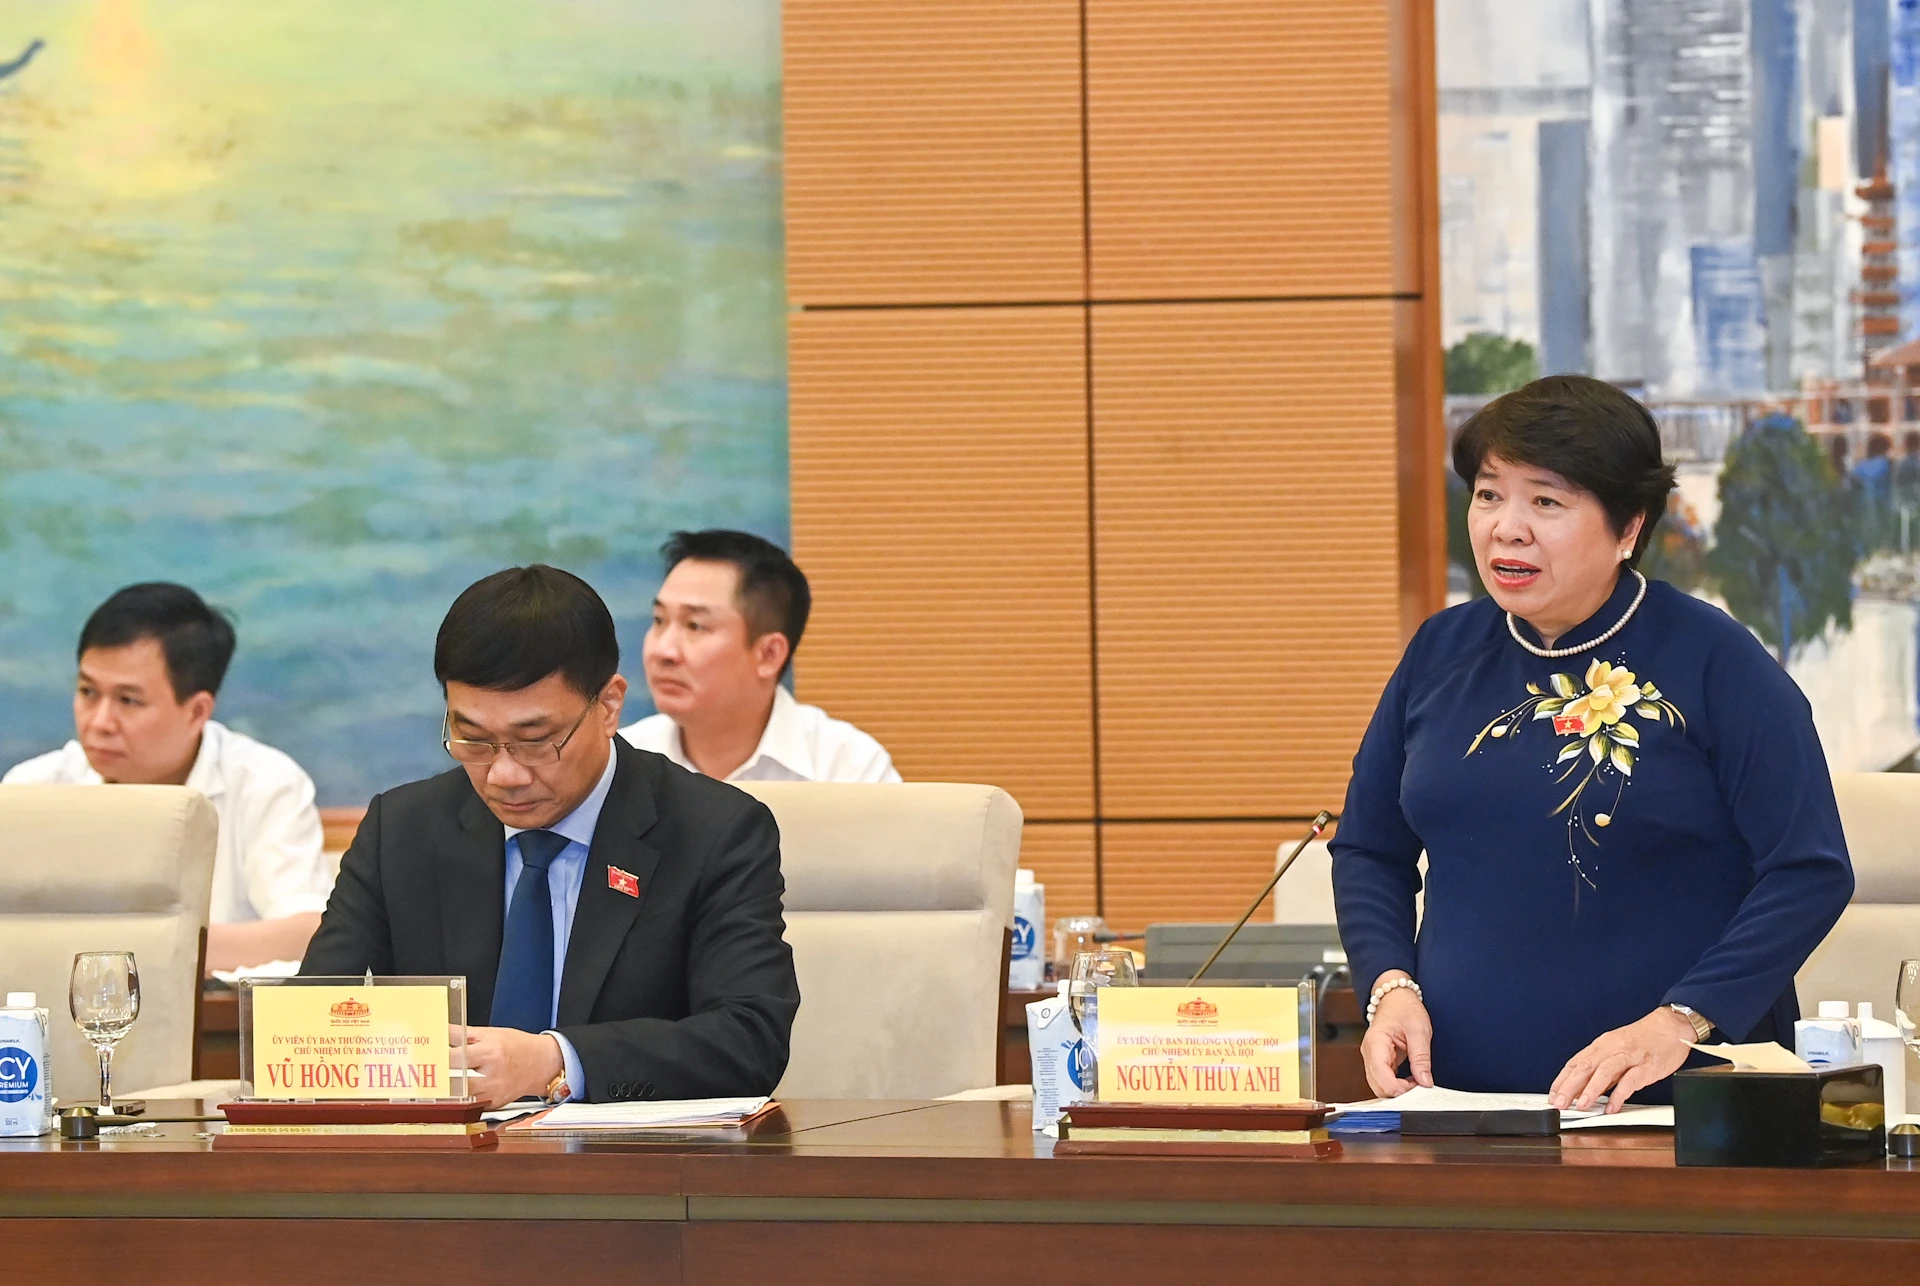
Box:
[1674,1063,1885,1168]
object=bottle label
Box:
[0,1046,37,1102]
[1066,1038,1093,1092]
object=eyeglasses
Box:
[443,695,600,766]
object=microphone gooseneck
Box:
[1188,810,1334,985]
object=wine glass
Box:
[70,952,140,1111]
[1051,916,1109,982]
[1897,960,1920,1065]
[1068,949,1139,1099]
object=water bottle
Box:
[1009,869,1046,989]
[0,992,52,1137]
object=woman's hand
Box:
[1360,973,1434,1097]
[1548,1007,1695,1113]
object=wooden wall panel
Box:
[789,307,1094,818]
[1100,822,1309,931]
[786,2,1442,922]
[1092,301,1405,818]
[1018,822,1098,920]
[1085,0,1397,299]
[1389,0,1443,307]
[1396,296,1447,639]
[1392,1,1448,637]
[786,0,1087,305]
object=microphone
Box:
[1189,810,1334,984]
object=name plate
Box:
[250,984,452,1099]
[1095,987,1301,1104]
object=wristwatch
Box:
[1665,1003,1714,1042]
[544,1071,572,1105]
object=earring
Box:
[1619,549,1631,561]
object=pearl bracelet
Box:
[1366,976,1422,1025]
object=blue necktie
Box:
[492,829,569,1032]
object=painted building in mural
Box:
[1435,0,1591,367]
[1590,0,1766,395]
[1441,0,1888,394]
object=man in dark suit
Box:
[302,565,799,1107]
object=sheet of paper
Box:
[1688,1042,1812,1072]
[210,959,302,984]
[524,1095,771,1130]
[1559,1105,1674,1130]
[1334,1086,1601,1119]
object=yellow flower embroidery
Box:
[1562,660,1643,735]
[1466,658,1686,891]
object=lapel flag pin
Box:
[608,866,641,898]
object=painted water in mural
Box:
[1439,0,1920,772]
[0,0,785,804]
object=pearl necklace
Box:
[1506,571,1648,659]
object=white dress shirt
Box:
[3,719,334,924]
[620,685,902,783]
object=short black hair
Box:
[434,565,618,699]
[1451,375,1678,566]
[78,583,236,701]
[661,530,810,671]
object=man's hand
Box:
[458,1026,565,1110]
[1548,1007,1695,1113]
[1359,972,1434,1098]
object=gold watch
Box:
[1665,1003,1713,1042]
[544,1071,571,1105]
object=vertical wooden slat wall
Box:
[788,308,1095,820]
[786,1,1443,926]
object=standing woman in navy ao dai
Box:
[1331,377,1854,1111]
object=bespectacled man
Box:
[302,564,798,1108]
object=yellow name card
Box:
[251,985,452,1099]
[1095,987,1301,1104]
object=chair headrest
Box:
[0,785,219,913]
[733,781,1023,912]
[1832,773,1920,902]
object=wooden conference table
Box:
[3,1098,1918,1284]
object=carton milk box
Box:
[1026,983,1090,1130]
[0,992,52,1137]
[1794,999,1860,1069]
[1009,869,1045,990]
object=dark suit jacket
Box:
[302,738,799,1100]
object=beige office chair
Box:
[737,781,1022,1099]
[0,785,217,1101]
[1796,772,1920,1020]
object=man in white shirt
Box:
[3,583,333,970]
[620,530,901,783]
